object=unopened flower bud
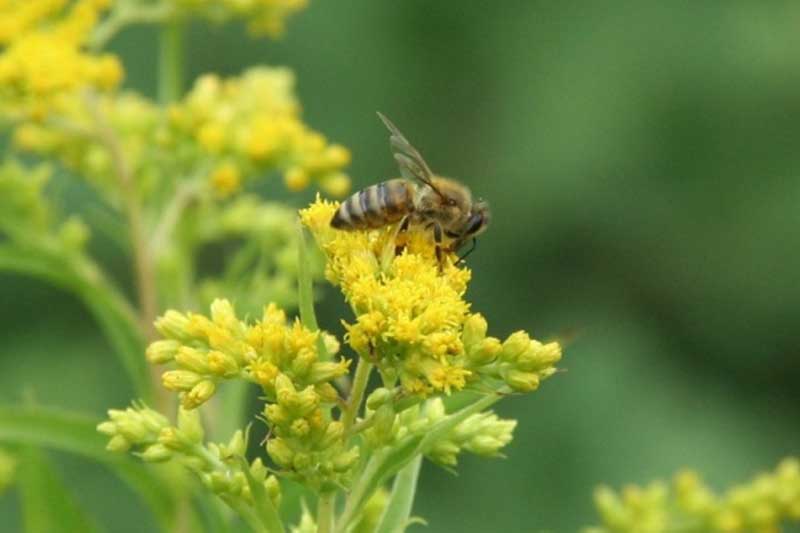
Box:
[207,350,240,377]
[183,380,216,408]
[501,331,531,362]
[314,383,340,404]
[468,337,502,366]
[371,405,396,444]
[333,447,359,472]
[462,313,488,349]
[106,435,130,452]
[175,347,210,374]
[155,311,193,341]
[293,452,312,471]
[177,406,205,443]
[309,360,348,384]
[503,369,540,392]
[146,340,180,364]
[319,421,344,448]
[162,369,202,391]
[224,430,247,457]
[140,443,173,463]
[366,387,394,410]
[266,438,294,468]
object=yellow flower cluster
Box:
[97,403,281,508]
[149,298,358,487]
[14,68,351,203]
[168,68,351,197]
[300,197,561,397]
[149,298,348,409]
[0,0,123,119]
[171,0,308,38]
[263,373,360,488]
[13,91,159,204]
[588,458,800,533]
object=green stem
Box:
[341,357,373,433]
[158,19,185,104]
[317,492,335,533]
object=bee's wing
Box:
[377,112,438,189]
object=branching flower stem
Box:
[341,357,373,434]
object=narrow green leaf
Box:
[18,447,102,533]
[238,457,285,533]
[0,405,176,530]
[296,223,318,332]
[296,223,329,360]
[374,455,422,533]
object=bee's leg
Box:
[455,238,477,265]
[393,215,411,255]
[431,222,444,268]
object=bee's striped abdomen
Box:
[331,179,413,230]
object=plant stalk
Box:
[341,357,373,433]
[317,492,335,533]
[158,19,185,104]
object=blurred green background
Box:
[2,1,800,531]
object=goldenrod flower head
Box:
[169,0,308,38]
[165,68,351,196]
[0,0,122,118]
[150,299,347,409]
[97,402,170,456]
[301,196,561,397]
[587,457,800,533]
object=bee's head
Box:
[419,176,473,227]
[463,198,490,238]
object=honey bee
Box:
[331,112,490,263]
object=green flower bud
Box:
[106,435,130,452]
[517,340,562,372]
[184,380,216,408]
[468,337,502,366]
[371,405,396,444]
[138,407,170,433]
[290,386,320,417]
[462,313,488,349]
[155,310,193,342]
[114,417,148,443]
[264,404,290,426]
[274,373,297,406]
[96,421,117,436]
[265,475,281,507]
[308,360,349,384]
[314,383,340,404]
[290,419,310,437]
[291,348,316,376]
[501,331,531,363]
[503,369,540,392]
[427,440,460,466]
[333,446,359,472]
[207,350,240,377]
[175,346,210,374]
[162,369,202,391]
[224,430,247,457]
[319,421,344,449]
[146,339,181,364]
[366,387,394,410]
[322,332,340,356]
[293,452,312,471]
[177,407,205,443]
[140,443,173,462]
[267,437,294,467]
[249,457,268,481]
[208,471,233,494]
